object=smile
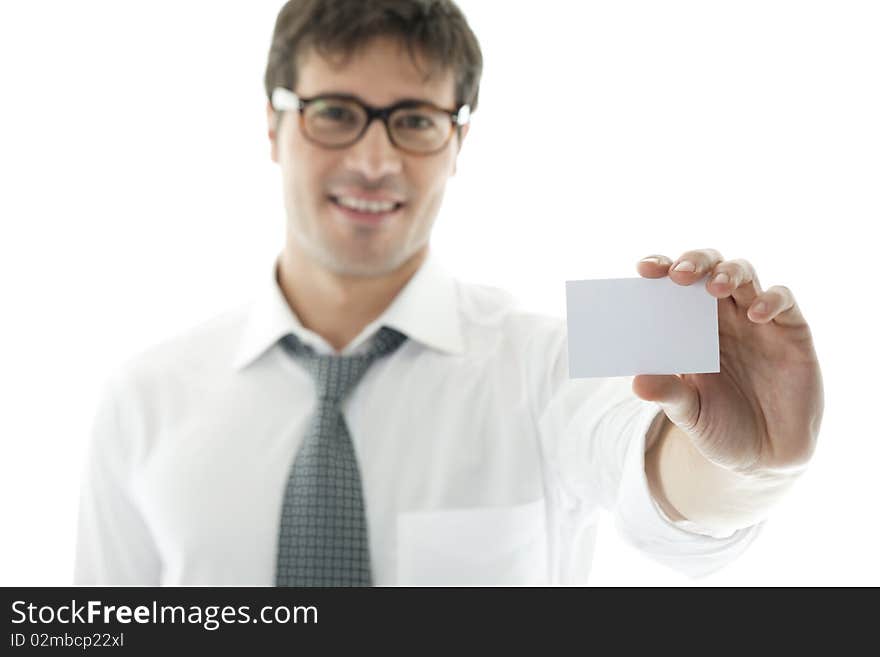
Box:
[329,195,404,214]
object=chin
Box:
[318,248,407,278]
[297,225,423,276]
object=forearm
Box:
[645,413,804,535]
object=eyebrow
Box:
[309,91,444,107]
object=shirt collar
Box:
[232,250,464,370]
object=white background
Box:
[1,0,878,586]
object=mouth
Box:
[328,195,405,225]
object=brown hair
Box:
[264,0,483,112]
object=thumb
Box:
[632,374,701,432]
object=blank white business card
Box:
[565,275,720,378]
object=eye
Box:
[394,112,437,131]
[311,102,360,124]
[315,105,355,123]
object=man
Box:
[74,0,823,586]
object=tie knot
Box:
[281,326,408,403]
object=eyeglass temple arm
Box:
[271,87,303,112]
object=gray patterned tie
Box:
[275,326,408,587]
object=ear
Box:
[451,123,469,176]
[266,101,279,163]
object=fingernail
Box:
[753,302,768,314]
[640,256,663,264]
[713,272,729,285]
[673,260,696,272]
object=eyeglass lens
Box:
[303,98,453,152]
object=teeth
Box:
[336,196,398,213]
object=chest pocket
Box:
[396,498,548,585]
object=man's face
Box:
[267,37,468,277]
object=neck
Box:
[276,241,427,354]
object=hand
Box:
[633,249,824,474]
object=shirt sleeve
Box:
[534,323,764,580]
[73,374,162,585]
[610,380,765,577]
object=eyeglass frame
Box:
[270,86,471,156]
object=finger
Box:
[668,248,724,285]
[632,374,701,433]
[706,258,763,308]
[637,254,674,278]
[747,285,807,327]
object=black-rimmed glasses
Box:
[271,87,471,156]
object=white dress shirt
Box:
[74,250,763,586]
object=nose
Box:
[342,118,403,180]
